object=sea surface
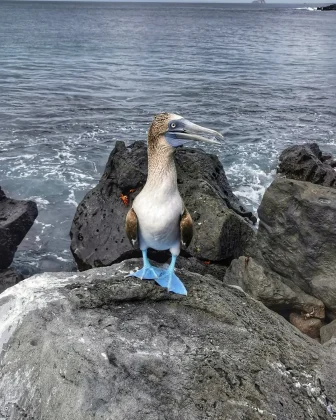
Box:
[0,1,335,275]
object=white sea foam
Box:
[64,189,78,207]
[226,162,276,214]
[295,7,317,11]
[28,196,50,209]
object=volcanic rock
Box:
[0,259,335,419]
[0,268,23,294]
[278,143,336,187]
[70,141,255,271]
[257,177,336,318]
[317,3,336,10]
[225,143,336,338]
[0,187,38,269]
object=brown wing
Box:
[125,208,138,248]
[180,207,193,248]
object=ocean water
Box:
[0,1,335,275]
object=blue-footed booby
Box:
[125,113,223,295]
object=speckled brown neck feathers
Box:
[146,135,177,192]
[146,114,177,191]
[147,113,170,151]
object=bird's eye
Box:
[171,123,176,129]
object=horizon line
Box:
[4,0,329,3]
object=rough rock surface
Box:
[321,320,336,345]
[0,186,38,269]
[257,177,336,317]
[0,259,335,420]
[70,141,255,271]
[224,256,325,318]
[0,268,23,294]
[278,143,336,187]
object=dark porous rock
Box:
[317,3,336,10]
[70,141,255,271]
[289,313,323,341]
[0,187,38,269]
[0,259,336,419]
[0,268,24,294]
[278,143,336,188]
[224,256,325,318]
[258,177,336,317]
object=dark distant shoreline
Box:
[3,0,333,4]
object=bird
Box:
[125,113,223,295]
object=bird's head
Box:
[148,113,223,150]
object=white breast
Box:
[133,186,183,252]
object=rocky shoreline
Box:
[317,3,336,10]
[1,141,336,418]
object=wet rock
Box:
[224,256,325,318]
[0,187,38,269]
[0,268,23,294]
[258,177,336,317]
[0,259,335,419]
[278,143,336,188]
[320,320,336,345]
[70,141,255,271]
[326,159,336,168]
[289,313,323,340]
[321,154,333,163]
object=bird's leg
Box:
[156,254,187,295]
[128,249,164,280]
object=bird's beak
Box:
[166,118,223,147]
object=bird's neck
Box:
[145,136,178,195]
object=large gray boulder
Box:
[257,177,336,318]
[0,259,335,419]
[70,141,255,271]
[225,175,336,337]
[0,186,38,269]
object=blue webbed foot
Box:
[127,249,165,280]
[157,270,187,295]
[129,265,165,280]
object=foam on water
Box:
[295,7,318,11]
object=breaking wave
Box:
[295,7,318,11]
